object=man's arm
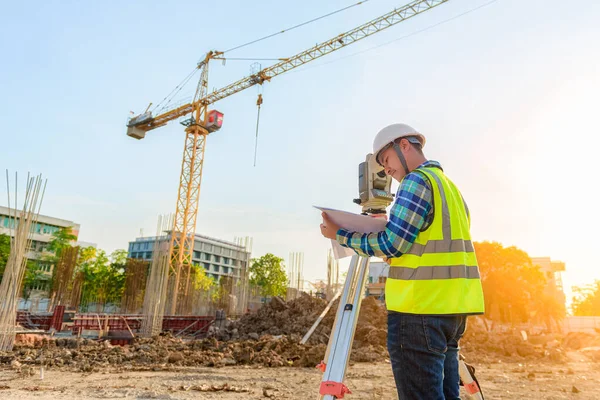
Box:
[336,172,432,258]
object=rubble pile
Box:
[1,333,326,372]
[4,297,600,372]
[461,317,572,363]
[231,295,387,343]
[232,295,330,342]
[561,332,600,362]
[226,294,389,361]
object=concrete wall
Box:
[562,316,600,334]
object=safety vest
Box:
[386,167,485,315]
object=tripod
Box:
[316,254,483,399]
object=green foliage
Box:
[1,234,47,298]
[78,246,97,266]
[192,264,215,291]
[0,233,10,279]
[572,281,600,316]
[47,227,77,258]
[475,241,565,325]
[79,248,126,311]
[110,249,128,267]
[43,227,79,281]
[21,261,47,301]
[249,253,288,298]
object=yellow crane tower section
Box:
[127,0,449,314]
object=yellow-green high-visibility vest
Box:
[386,167,485,315]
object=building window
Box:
[223,258,230,265]
[145,252,152,259]
[193,251,201,259]
[222,267,228,275]
[214,265,220,273]
[213,255,220,263]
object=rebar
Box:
[140,214,172,337]
[0,172,46,351]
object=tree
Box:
[474,241,549,325]
[44,227,78,285]
[192,264,215,291]
[78,246,97,267]
[0,233,11,280]
[1,234,49,301]
[47,227,77,258]
[572,281,600,316]
[79,249,126,312]
[249,253,288,298]
[21,262,46,302]
[110,249,128,267]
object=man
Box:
[319,123,484,400]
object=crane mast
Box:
[127,0,449,314]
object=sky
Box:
[1,0,599,302]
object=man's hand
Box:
[320,212,340,240]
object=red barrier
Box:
[50,305,65,331]
[71,314,214,336]
[17,310,215,339]
[16,311,52,330]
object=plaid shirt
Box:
[336,160,442,258]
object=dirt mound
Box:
[0,333,328,372]
[234,294,330,342]
[232,294,387,347]
[0,296,391,372]
[226,294,389,361]
[562,332,600,350]
[5,299,588,372]
[460,317,570,363]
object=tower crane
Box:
[127,0,449,315]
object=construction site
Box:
[2,0,600,399]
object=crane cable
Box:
[151,66,199,114]
[150,1,372,115]
[223,0,371,55]
[253,94,263,167]
[288,0,500,76]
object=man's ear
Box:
[400,138,410,152]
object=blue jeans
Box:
[387,312,467,400]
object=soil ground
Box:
[1,353,599,400]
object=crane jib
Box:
[127,0,448,133]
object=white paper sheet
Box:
[315,206,387,259]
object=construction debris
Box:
[3,293,600,375]
[0,333,325,371]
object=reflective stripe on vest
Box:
[385,166,485,315]
[388,265,480,280]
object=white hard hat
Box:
[372,123,426,162]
